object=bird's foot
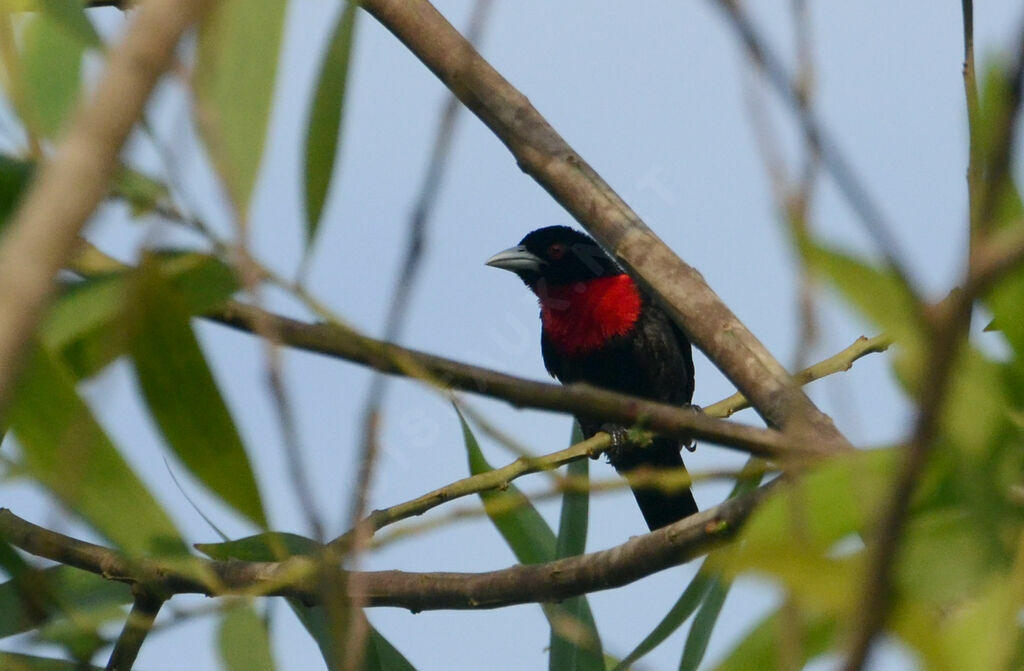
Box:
[600,423,649,463]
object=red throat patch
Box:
[537,274,642,355]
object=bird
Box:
[486,225,698,530]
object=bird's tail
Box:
[610,438,698,531]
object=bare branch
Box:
[209,301,815,459]
[704,334,892,419]
[0,486,772,611]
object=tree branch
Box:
[0,0,213,412]
[704,333,892,419]
[1,486,772,611]
[355,0,851,452]
[209,301,819,459]
[105,593,165,671]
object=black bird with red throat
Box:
[487,226,698,530]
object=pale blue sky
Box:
[7,2,1024,670]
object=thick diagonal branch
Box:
[355,0,850,452]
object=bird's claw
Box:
[600,423,632,463]
[682,404,702,452]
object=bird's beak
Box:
[485,244,545,273]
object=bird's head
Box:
[485,226,621,290]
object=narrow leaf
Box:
[549,421,603,671]
[219,604,276,671]
[194,0,287,213]
[0,565,129,639]
[197,532,417,671]
[130,261,267,528]
[9,344,184,555]
[678,575,729,671]
[712,606,836,671]
[555,421,589,559]
[612,570,715,671]
[364,623,418,671]
[303,0,359,247]
[112,167,171,218]
[288,605,416,671]
[20,12,84,137]
[0,156,32,225]
[802,242,925,391]
[0,651,103,671]
[37,0,101,48]
[196,532,320,561]
[457,408,556,564]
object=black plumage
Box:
[487,226,698,530]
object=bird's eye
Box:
[547,243,566,260]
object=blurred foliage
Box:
[0,2,1018,671]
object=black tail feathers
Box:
[609,438,698,530]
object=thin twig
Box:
[326,332,885,553]
[704,334,892,419]
[962,0,982,257]
[713,0,917,295]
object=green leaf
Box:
[129,260,266,528]
[549,422,603,671]
[933,561,1024,671]
[716,449,898,615]
[20,12,85,137]
[614,460,765,671]
[712,605,836,671]
[0,156,32,226]
[219,603,276,671]
[197,532,420,671]
[42,252,237,379]
[0,565,129,639]
[678,574,728,671]
[457,408,556,564]
[555,421,589,559]
[112,167,171,218]
[148,251,239,315]
[896,508,1004,609]
[939,345,1011,457]
[802,242,925,392]
[985,243,1024,366]
[43,274,131,379]
[0,652,103,671]
[611,570,715,671]
[303,0,359,248]
[194,0,287,214]
[458,410,608,668]
[36,0,101,48]
[287,605,416,671]
[9,343,185,555]
[196,531,321,561]
[364,623,418,671]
